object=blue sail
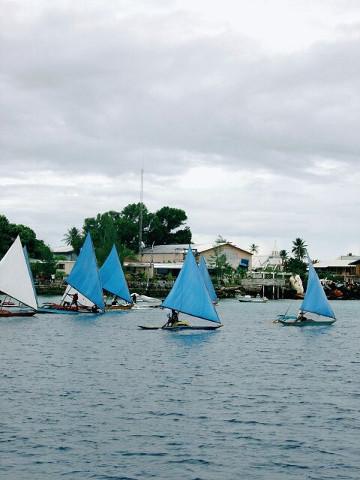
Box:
[300,254,335,319]
[100,244,132,304]
[199,255,218,303]
[161,247,220,323]
[23,246,38,308]
[66,233,105,311]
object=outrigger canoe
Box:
[139,324,222,331]
[139,247,222,332]
[277,318,336,327]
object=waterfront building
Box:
[251,241,283,271]
[125,242,252,281]
[313,254,360,282]
[51,242,253,282]
[52,246,77,277]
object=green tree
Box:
[210,237,233,284]
[30,250,57,280]
[283,257,307,276]
[249,243,259,254]
[146,206,191,245]
[215,235,228,243]
[0,215,12,257]
[292,238,307,260]
[66,203,193,264]
[120,203,150,249]
[83,212,120,263]
[0,215,54,263]
[63,227,83,254]
[279,249,289,265]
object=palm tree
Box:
[63,227,84,254]
[63,227,81,246]
[279,249,289,264]
[249,243,259,254]
[291,238,307,260]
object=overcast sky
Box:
[1,0,359,260]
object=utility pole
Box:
[138,168,144,259]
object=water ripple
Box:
[1,298,360,479]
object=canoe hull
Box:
[139,324,223,331]
[278,319,336,327]
[106,305,133,311]
[37,307,80,315]
[37,305,92,315]
[0,309,36,317]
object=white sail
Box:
[0,236,38,310]
[61,285,94,308]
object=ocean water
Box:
[1,298,359,480]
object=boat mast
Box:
[138,168,144,259]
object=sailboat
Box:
[0,236,38,317]
[277,253,336,326]
[139,247,222,330]
[199,254,218,304]
[39,233,105,314]
[100,244,133,310]
[130,293,162,308]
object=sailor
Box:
[91,304,99,313]
[71,293,79,311]
[296,312,308,322]
[167,309,179,327]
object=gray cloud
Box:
[1,1,359,257]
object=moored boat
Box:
[131,293,162,308]
[238,294,267,303]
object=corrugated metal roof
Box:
[153,263,183,269]
[252,255,283,269]
[141,243,252,255]
[314,260,357,268]
[197,243,252,255]
[52,246,74,253]
[141,244,189,254]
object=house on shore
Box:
[50,242,252,281]
[52,246,77,277]
[313,254,360,282]
[124,242,252,280]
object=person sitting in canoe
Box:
[295,312,308,323]
[163,309,179,327]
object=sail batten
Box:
[66,233,105,311]
[300,254,335,319]
[161,247,220,323]
[100,245,132,304]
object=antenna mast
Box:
[138,168,144,258]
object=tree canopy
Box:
[64,203,192,264]
[292,237,307,260]
[0,214,53,261]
